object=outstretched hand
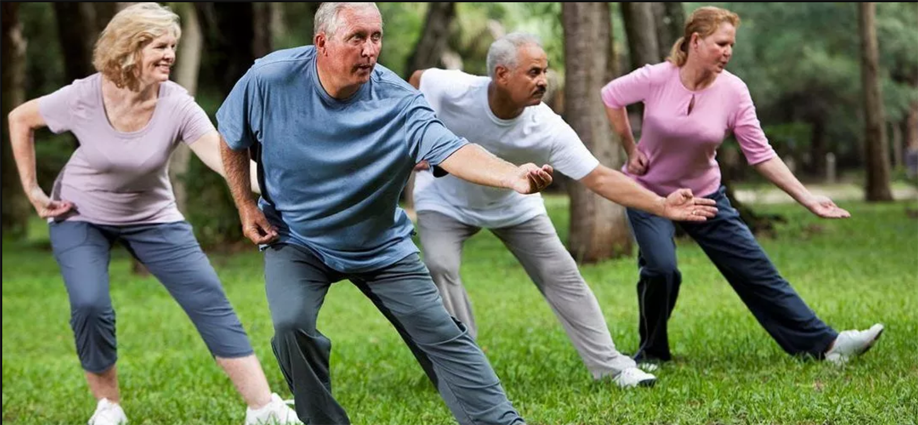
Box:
[509,163,554,194]
[661,188,718,222]
[804,195,850,219]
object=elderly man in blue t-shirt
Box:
[216,3,549,425]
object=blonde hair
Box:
[667,6,740,67]
[92,3,181,91]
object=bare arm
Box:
[580,164,717,221]
[219,136,278,243]
[754,156,850,218]
[188,130,261,194]
[604,105,649,175]
[408,69,425,90]
[7,99,73,218]
[436,144,554,194]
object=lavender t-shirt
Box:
[39,73,214,225]
[600,62,776,198]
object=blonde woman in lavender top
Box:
[7,4,300,424]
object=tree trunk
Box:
[53,3,98,83]
[621,2,661,132]
[810,115,827,178]
[859,2,893,201]
[196,3,258,96]
[621,2,660,72]
[2,2,31,239]
[891,121,903,170]
[562,2,632,263]
[253,2,274,59]
[602,3,620,80]
[405,3,456,78]
[402,2,457,215]
[169,3,203,216]
[652,2,685,61]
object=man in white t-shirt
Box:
[408,32,718,388]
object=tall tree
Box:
[562,2,632,263]
[621,2,661,72]
[169,2,204,215]
[2,2,31,239]
[859,2,893,201]
[405,3,456,78]
[402,2,458,212]
[652,2,685,61]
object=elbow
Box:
[409,69,425,89]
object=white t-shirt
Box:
[414,69,600,228]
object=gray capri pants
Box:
[49,220,254,373]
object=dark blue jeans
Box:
[49,220,254,373]
[264,244,524,425]
[626,186,838,361]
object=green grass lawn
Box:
[3,198,917,425]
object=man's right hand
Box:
[240,204,278,245]
[627,148,649,175]
[660,189,718,222]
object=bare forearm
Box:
[604,106,637,154]
[753,156,812,205]
[220,138,258,210]
[581,166,664,215]
[8,113,43,201]
[437,144,520,189]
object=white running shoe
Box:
[88,398,128,425]
[825,323,885,366]
[612,366,657,388]
[244,393,303,425]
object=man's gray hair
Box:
[314,2,380,39]
[486,32,543,78]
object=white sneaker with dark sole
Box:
[825,323,885,366]
[612,366,657,388]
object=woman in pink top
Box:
[601,6,883,367]
[7,4,297,425]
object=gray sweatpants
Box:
[264,244,524,425]
[417,211,636,380]
[48,220,254,373]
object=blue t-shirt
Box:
[217,46,467,273]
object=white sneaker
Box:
[88,398,128,425]
[825,323,885,365]
[612,366,657,388]
[244,393,303,425]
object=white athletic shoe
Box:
[244,393,303,425]
[612,366,657,388]
[825,323,885,365]
[88,398,128,425]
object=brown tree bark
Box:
[2,2,31,239]
[621,2,661,71]
[652,2,685,61]
[562,2,632,263]
[859,2,893,201]
[169,3,204,216]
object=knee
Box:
[401,304,466,345]
[70,297,113,325]
[640,257,680,279]
[423,253,460,281]
[273,313,317,339]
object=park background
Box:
[2,2,917,424]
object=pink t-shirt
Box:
[39,73,215,225]
[600,62,776,198]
